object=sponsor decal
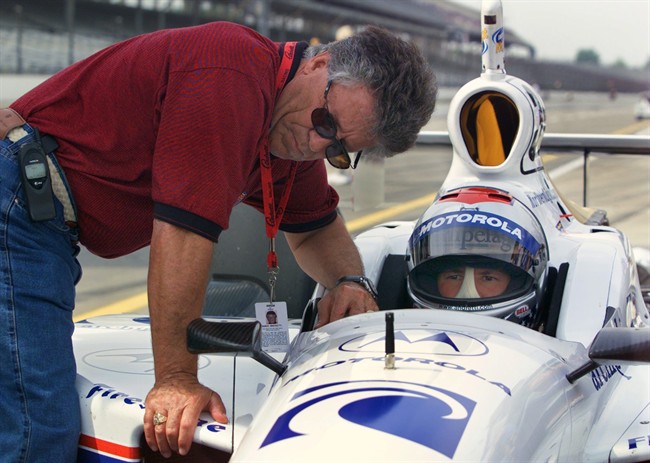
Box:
[414,211,524,241]
[526,189,557,208]
[480,27,490,55]
[441,304,494,312]
[514,305,531,318]
[628,435,650,450]
[83,348,210,375]
[196,420,228,433]
[491,28,504,53]
[85,384,145,409]
[76,324,149,332]
[84,384,228,432]
[283,354,511,396]
[340,330,488,357]
[411,211,541,255]
[77,434,140,463]
[75,316,151,331]
[262,380,475,458]
[79,386,228,462]
[591,364,631,390]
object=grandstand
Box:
[1,0,648,92]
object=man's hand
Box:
[143,373,227,458]
[284,215,379,328]
[146,220,223,457]
[315,281,379,327]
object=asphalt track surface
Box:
[73,90,650,321]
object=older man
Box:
[1,22,436,460]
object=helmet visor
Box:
[409,255,533,307]
[410,210,543,276]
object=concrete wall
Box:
[0,74,49,106]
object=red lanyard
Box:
[260,42,299,277]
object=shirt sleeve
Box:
[152,66,274,241]
[243,159,340,234]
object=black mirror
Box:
[188,319,261,354]
[588,327,650,363]
[566,327,650,383]
[187,318,286,376]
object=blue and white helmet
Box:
[407,187,548,328]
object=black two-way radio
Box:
[18,129,56,221]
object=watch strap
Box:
[335,275,378,300]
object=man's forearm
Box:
[148,219,214,380]
[285,215,365,288]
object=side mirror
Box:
[588,327,650,363]
[187,319,286,376]
[566,327,650,383]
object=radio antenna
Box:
[385,312,396,369]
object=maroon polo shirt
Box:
[12,22,338,258]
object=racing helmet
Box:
[407,187,548,327]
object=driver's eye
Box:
[440,270,464,281]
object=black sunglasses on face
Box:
[311,80,362,170]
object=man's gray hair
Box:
[305,26,437,157]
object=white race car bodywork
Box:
[73,163,650,463]
[72,1,650,461]
[73,309,650,462]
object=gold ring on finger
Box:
[153,411,167,426]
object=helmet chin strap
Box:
[455,267,481,299]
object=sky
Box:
[450,0,650,68]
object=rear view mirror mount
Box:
[187,318,286,376]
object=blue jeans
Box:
[0,126,82,462]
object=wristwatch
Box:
[335,275,378,300]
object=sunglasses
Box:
[311,80,362,169]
